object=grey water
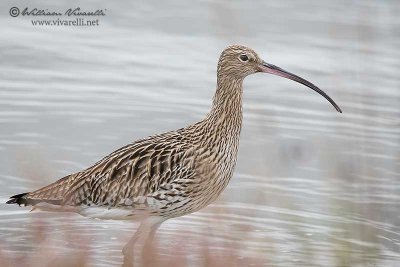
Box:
[0,0,399,266]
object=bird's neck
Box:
[205,75,244,138]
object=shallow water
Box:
[0,0,399,266]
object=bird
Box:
[6,45,341,258]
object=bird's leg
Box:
[122,227,142,257]
[122,216,165,267]
[141,219,163,265]
[122,228,141,267]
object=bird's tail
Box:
[6,192,63,206]
[6,174,74,207]
[6,192,31,206]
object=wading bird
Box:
[7,45,341,259]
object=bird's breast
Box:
[192,135,240,203]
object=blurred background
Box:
[0,0,399,266]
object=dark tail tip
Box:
[6,192,30,206]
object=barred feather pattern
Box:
[10,45,264,219]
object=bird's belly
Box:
[163,171,235,218]
[29,202,138,220]
[78,206,137,220]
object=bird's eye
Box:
[239,54,249,62]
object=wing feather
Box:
[26,132,192,207]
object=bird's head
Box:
[218,45,342,113]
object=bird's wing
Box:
[21,131,197,208]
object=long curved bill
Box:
[259,62,342,113]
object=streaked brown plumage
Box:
[6,45,341,257]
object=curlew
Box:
[6,45,341,257]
